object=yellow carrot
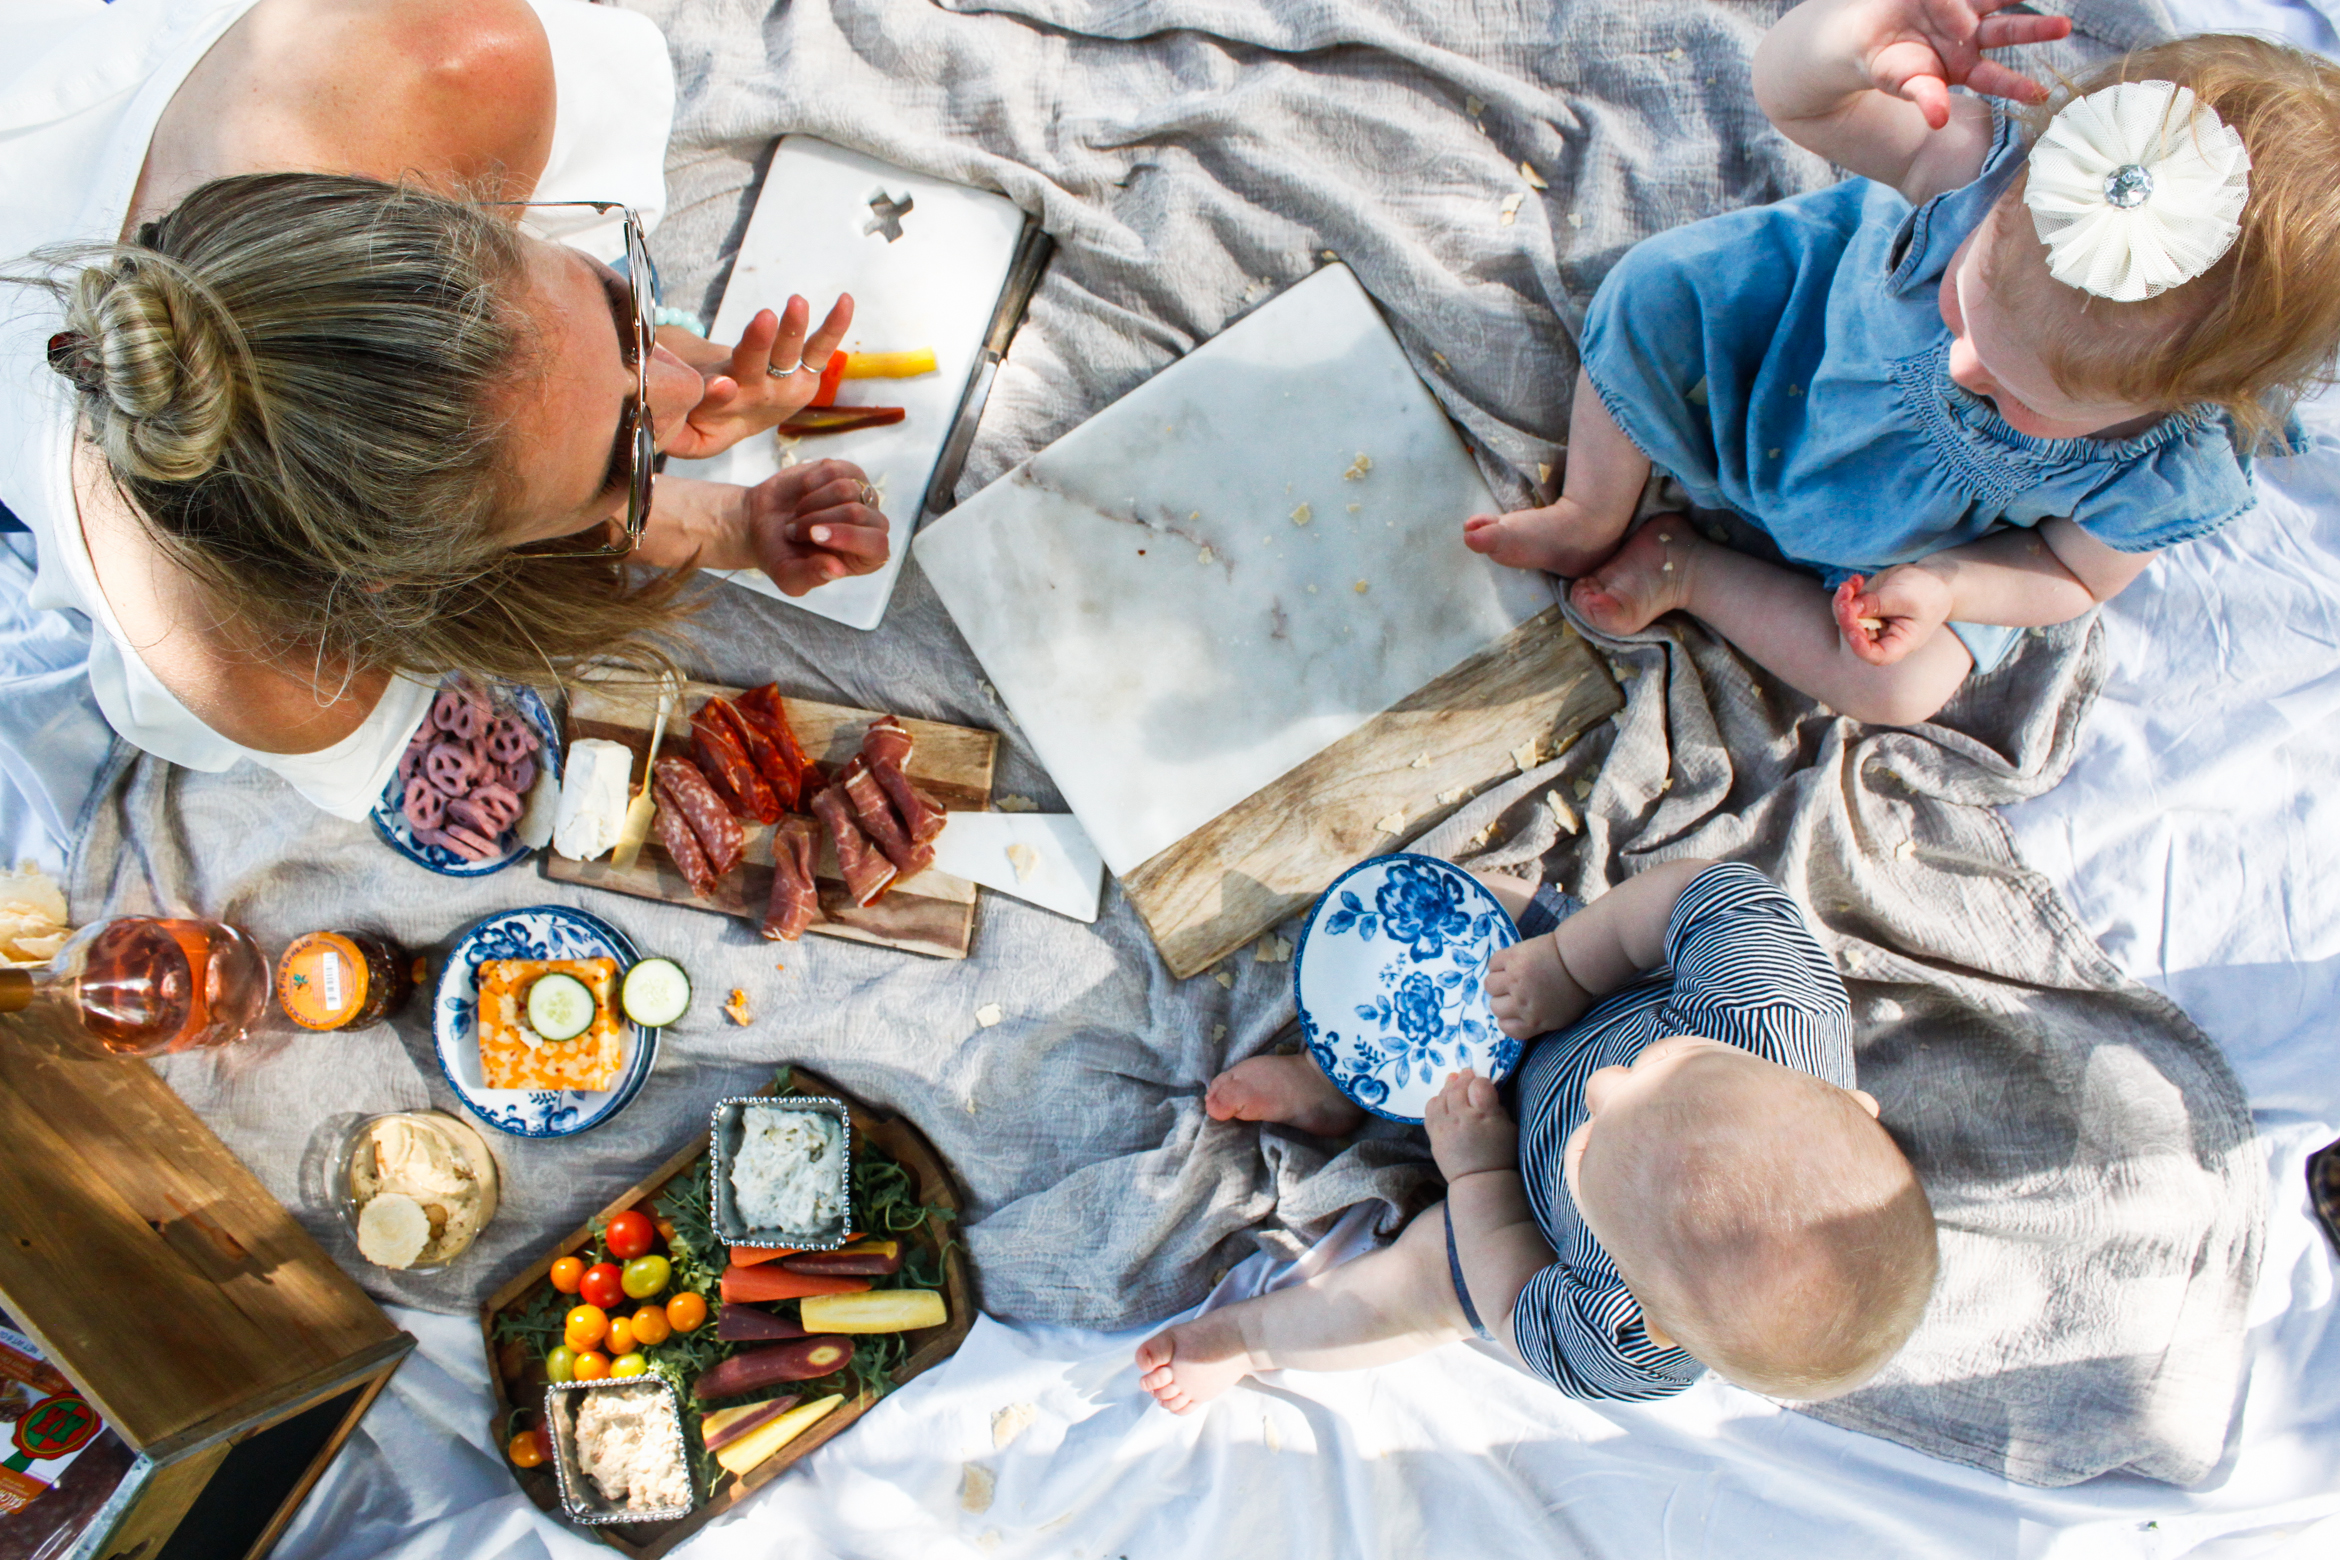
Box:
[842,350,937,379]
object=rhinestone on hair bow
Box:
[2024,80,2251,302]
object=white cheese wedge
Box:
[552,739,635,861]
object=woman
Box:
[0,0,885,859]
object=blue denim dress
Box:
[1578,108,2286,673]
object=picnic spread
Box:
[12,0,2340,1552]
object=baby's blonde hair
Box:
[1598,1060,1937,1401]
[1985,35,2340,444]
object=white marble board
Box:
[914,264,1551,877]
[668,138,1026,631]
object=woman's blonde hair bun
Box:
[58,247,244,484]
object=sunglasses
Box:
[2312,1136,2340,1259]
[483,200,657,560]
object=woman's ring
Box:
[856,482,878,507]
[766,358,803,379]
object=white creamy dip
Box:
[730,1107,845,1235]
[572,1384,691,1513]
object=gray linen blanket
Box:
[67,0,2256,1492]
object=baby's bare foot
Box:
[1462,501,1625,578]
[1135,1311,1259,1414]
[1483,934,1577,1040]
[1205,1054,1364,1137]
[1569,519,1699,635]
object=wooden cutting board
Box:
[544,680,998,960]
[1123,608,1622,978]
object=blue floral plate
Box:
[371,684,562,878]
[431,904,656,1138]
[1293,854,1520,1124]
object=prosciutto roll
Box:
[811,783,896,906]
[841,757,930,878]
[760,815,823,941]
[655,756,744,882]
[860,714,913,771]
[691,705,780,824]
[861,718,946,847]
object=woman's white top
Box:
[0,0,673,819]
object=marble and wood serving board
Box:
[544,679,997,960]
[916,263,1619,976]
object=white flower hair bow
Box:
[2025,79,2251,302]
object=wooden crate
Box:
[0,1004,413,1560]
[481,1068,974,1558]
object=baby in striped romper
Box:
[1140,861,1937,1410]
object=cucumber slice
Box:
[621,957,692,1028]
[526,973,598,1042]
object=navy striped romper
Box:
[1461,862,1854,1398]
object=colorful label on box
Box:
[0,1327,102,1515]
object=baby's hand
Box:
[1829,0,2073,127]
[1424,1069,1517,1183]
[1833,566,1953,666]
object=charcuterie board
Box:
[544,680,997,960]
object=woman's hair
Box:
[26,172,688,690]
[1987,34,2340,442]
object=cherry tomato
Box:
[605,1210,656,1261]
[665,1291,708,1334]
[605,1317,638,1356]
[548,1256,585,1295]
[609,1353,649,1378]
[628,1304,671,1347]
[579,1262,626,1310]
[621,1255,671,1300]
[570,1349,610,1382]
[563,1304,608,1353]
[544,1345,577,1383]
[508,1430,546,1469]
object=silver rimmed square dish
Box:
[543,1377,697,1525]
[708,1094,853,1251]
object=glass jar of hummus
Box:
[338,1110,500,1270]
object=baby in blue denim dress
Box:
[1464,0,2340,724]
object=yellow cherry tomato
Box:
[628,1304,671,1347]
[569,1349,611,1382]
[508,1430,546,1469]
[563,1304,608,1353]
[665,1291,708,1334]
[548,1256,585,1295]
[605,1317,637,1356]
[609,1353,648,1378]
[543,1345,576,1383]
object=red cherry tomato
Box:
[579,1262,626,1310]
[605,1210,656,1261]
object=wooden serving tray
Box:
[546,678,1000,960]
[480,1069,976,1559]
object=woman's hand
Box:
[744,459,891,596]
[1832,0,2073,126]
[1834,565,1954,666]
[654,294,855,462]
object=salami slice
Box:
[651,786,716,896]
[759,815,823,941]
[735,684,815,791]
[655,756,744,879]
[690,705,780,823]
[811,784,896,906]
[707,694,801,813]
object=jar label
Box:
[278,932,369,1029]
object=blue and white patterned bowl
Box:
[1293,853,1521,1124]
[371,684,562,878]
[431,904,656,1138]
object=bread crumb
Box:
[1609,660,1637,680]
[1567,212,1583,229]
[1255,934,1292,964]
[1665,45,1687,61]
[1572,777,1593,801]
[1520,161,1547,189]
[1343,453,1372,481]
[1466,94,1485,116]
[723,988,752,1026]
[1499,193,1524,225]
[1511,739,1539,772]
[1437,786,1468,806]
[1409,752,1432,769]
[1537,462,1553,486]
[1305,584,1318,594]
[991,1403,1039,1450]
[1213,971,1234,990]
[1290,503,1312,526]
[975,1003,1004,1028]
[1375,809,1406,834]
[996,794,1038,813]
[1545,790,1580,836]
[1354,580,1370,594]
[1005,843,1041,883]
[1212,1023,1228,1042]
[1347,502,1361,514]
[1197,545,1215,565]
[1431,350,1451,372]
[961,1464,995,1514]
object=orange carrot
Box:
[720,1263,873,1304]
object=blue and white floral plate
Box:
[1293,853,1520,1123]
[371,684,562,878]
[432,905,656,1138]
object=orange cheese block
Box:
[474,957,625,1092]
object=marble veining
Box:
[916,265,1551,875]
